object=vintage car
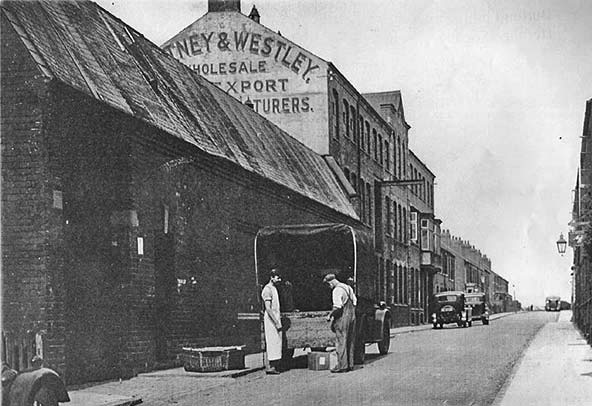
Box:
[545,296,561,312]
[465,292,490,325]
[431,291,472,329]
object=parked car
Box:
[545,296,561,312]
[465,292,490,325]
[431,291,472,329]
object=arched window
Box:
[397,265,402,303]
[403,207,407,242]
[351,171,357,192]
[350,106,356,142]
[391,201,399,239]
[359,177,365,222]
[393,134,398,177]
[387,260,393,304]
[366,182,372,225]
[399,204,403,241]
[372,129,378,161]
[385,197,391,236]
[397,137,401,178]
[343,99,350,138]
[358,115,363,147]
[344,167,350,182]
[378,133,383,165]
[332,89,339,139]
[385,140,390,172]
[365,121,370,153]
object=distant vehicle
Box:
[545,296,561,312]
[431,291,472,329]
[465,292,490,325]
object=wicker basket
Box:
[180,346,245,372]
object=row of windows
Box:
[408,163,433,207]
[384,196,408,243]
[331,90,406,180]
[343,168,373,225]
[343,165,414,239]
[465,263,480,284]
[378,263,424,307]
[441,250,456,280]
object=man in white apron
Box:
[324,273,357,373]
[261,269,283,374]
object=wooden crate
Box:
[180,346,245,372]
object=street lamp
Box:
[556,233,567,255]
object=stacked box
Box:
[307,351,330,370]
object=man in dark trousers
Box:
[324,273,357,372]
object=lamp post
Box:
[556,233,567,256]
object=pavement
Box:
[494,310,592,406]
[65,311,590,406]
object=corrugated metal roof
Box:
[1,0,357,219]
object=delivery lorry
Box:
[238,223,392,364]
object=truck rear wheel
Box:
[377,318,391,355]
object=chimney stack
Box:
[248,5,260,23]
[208,0,241,13]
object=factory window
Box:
[350,106,357,143]
[359,177,365,222]
[372,129,378,161]
[343,99,350,138]
[389,265,395,304]
[358,114,363,147]
[397,137,402,178]
[392,200,397,239]
[378,133,383,165]
[403,207,407,242]
[410,211,418,242]
[365,121,371,153]
[404,267,408,304]
[385,197,392,236]
[366,183,372,225]
[397,204,402,241]
[392,136,397,177]
[332,90,339,139]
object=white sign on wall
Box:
[162,13,330,154]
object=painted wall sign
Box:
[162,31,321,82]
[162,13,330,154]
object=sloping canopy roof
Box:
[1,0,357,219]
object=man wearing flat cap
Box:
[262,268,283,374]
[324,273,357,372]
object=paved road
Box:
[170,311,555,406]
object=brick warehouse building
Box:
[0,0,368,384]
[163,0,444,326]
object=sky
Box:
[96,0,592,307]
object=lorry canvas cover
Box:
[255,224,376,311]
